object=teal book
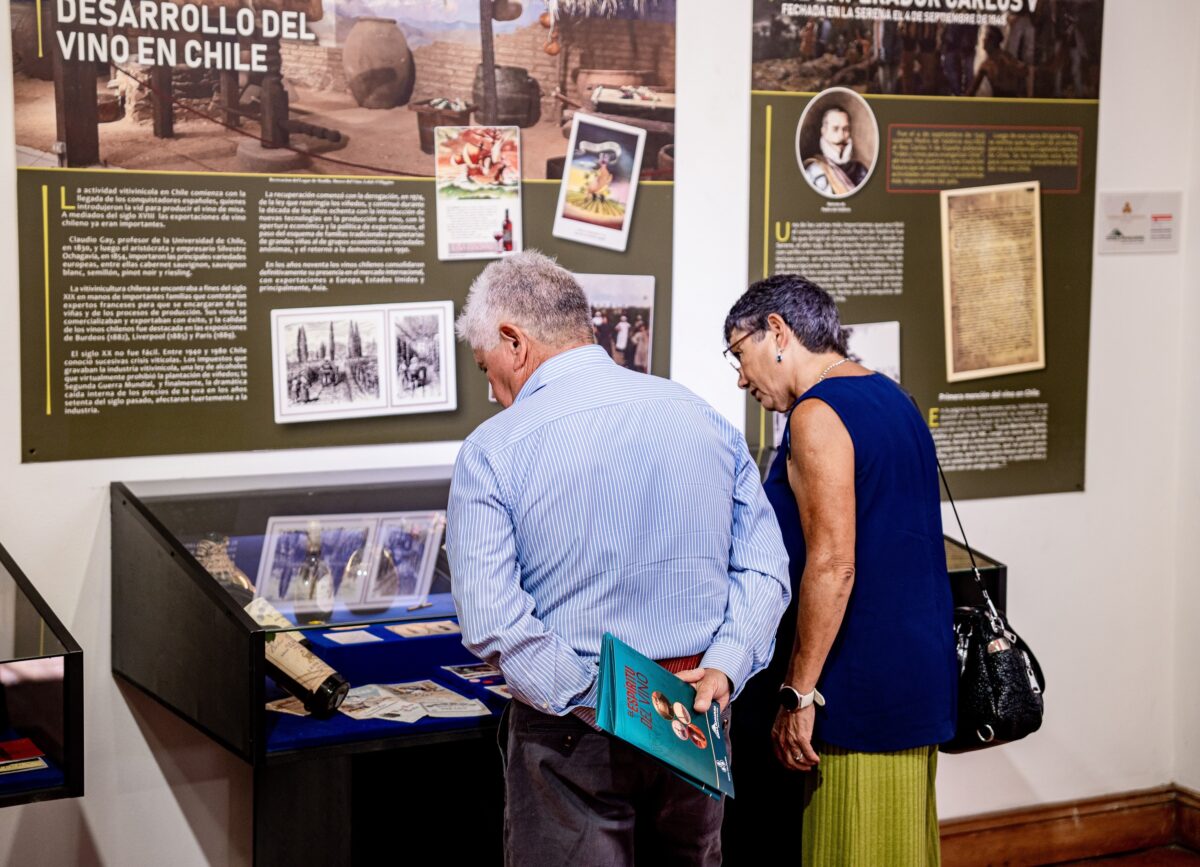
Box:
[596,633,735,800]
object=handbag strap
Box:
[934,454,1009,636]
[902,385,1008,635]
[934,445,1046,692]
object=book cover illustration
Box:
[596,633,734,800]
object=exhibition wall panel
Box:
[746,0,1105,500]
[11,3,677,462]
[0,2,1193,864]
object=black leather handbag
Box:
[937,463,1046,754]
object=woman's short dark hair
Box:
[724,274,848,354]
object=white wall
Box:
[1172,13,1200,793]
[0,1,1195,863]
[930,0,1200,815]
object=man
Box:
[1004,10,1037,97]
[815,16,833,58]
[799,19,816,60]
[872,18,901,94]
[595,311,613,357]
[447,251,790,867]
[803,105,869,196]
[968,26,1029,98]
[941,23,980,96]
[915,20,940,93]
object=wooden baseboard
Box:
[1179,786,1200,852]
[940,785,1200,867]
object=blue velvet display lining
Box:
[266,619,507,754]
[0,730,65,796]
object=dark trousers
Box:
[500,701,723,867]
[720,653,805,860]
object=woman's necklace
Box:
[817,357,851,383]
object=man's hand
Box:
[676,667,732,713]
[772,706,820,772]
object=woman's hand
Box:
[772,706,820,772]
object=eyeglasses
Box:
[722,331,758,372]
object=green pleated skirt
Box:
[801,742,941,867]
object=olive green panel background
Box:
[748,93,1097,499]
[18,169,673,462]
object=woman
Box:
[632,322,650,373]
[721,275,956,866]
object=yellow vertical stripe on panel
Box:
[43,185,52,415]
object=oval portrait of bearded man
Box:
[795,86,879,199]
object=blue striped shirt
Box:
[447,344,790,716]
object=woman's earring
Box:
[776,351,783,363]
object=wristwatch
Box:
[778,685,825,712]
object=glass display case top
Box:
[125,470,456,632]
[0,552,66,664]
[0,544,77,801]
[944,538,999,573]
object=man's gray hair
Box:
[455,250,594,350]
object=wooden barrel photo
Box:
[472,65,541,128]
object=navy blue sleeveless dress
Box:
[762,373,957,752]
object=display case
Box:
[110,468,504,863]
[110,467,1005,862]
[0,543,84,808]
[944,537,1007,613]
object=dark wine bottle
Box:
[263,632,349,717]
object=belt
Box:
[536,653,704,731]
[655,653,704,675]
